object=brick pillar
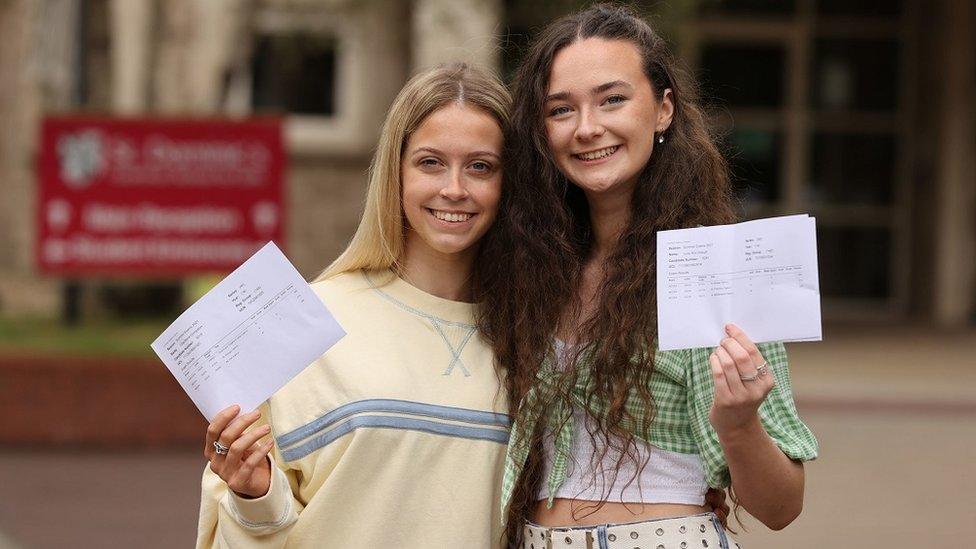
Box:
[109,0,153,113]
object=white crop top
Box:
[536,340,708,505]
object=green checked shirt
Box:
[501,342,819,514]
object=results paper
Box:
[656,215,821,351]
[151,242,344,421]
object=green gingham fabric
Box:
[500,341,820,516]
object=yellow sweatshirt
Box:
[196,270,509,548]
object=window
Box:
[817,0,903,17]
[722,129,783,205]
[699,0,796,16]
[817,227,891,299]
[250,34,337,116]
[687,0,915,316]
[700,43,786,108]
[813,38,899,111]
[810,133,896,205]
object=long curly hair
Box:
[474,3,737,542]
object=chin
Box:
[430,238,477,256]
[573,177,620,194]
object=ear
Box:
[656,88,675,132]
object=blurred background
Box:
[0,0,973,547]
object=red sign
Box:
[37,117,285,275]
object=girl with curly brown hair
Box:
[476,4,818,548]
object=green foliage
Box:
[0,316,167,358]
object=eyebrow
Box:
[545,80,633,103]
[411,146,500,160]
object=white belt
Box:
[521,512,740,549]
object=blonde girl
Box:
[197,63,512,548]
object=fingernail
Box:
[725,324,732,333]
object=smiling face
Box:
[401,102,503,262]
[544,38,673,200]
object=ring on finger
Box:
[213,440,230,455]
[739,361,769,382]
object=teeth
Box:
[430,209,473,222]
[577,146,618,161]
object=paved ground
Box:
[0,450,203,548]
[0,325,973,548]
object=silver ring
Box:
[213,440,230,455]
[739,361,769,382]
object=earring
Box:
[657,133,665,144]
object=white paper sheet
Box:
[656,215,821,351]
[151,242,345,421]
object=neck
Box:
[584,184,633,261]
[398,234,477,302]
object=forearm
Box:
[718,417,805,530]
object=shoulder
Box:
[652,347,691,380]
[308,269,377,308]
[309,269,371,294]
[305,268,435,337]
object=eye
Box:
[418,157,442,168]
[469,160,493,173]
[548,105,572,117]
[604,94,627,105]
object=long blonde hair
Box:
[314,63,511,281]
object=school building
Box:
[0,0,973,326]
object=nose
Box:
[574,108,605,142]
[439,169,469,201]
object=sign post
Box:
[37,117,285,277]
